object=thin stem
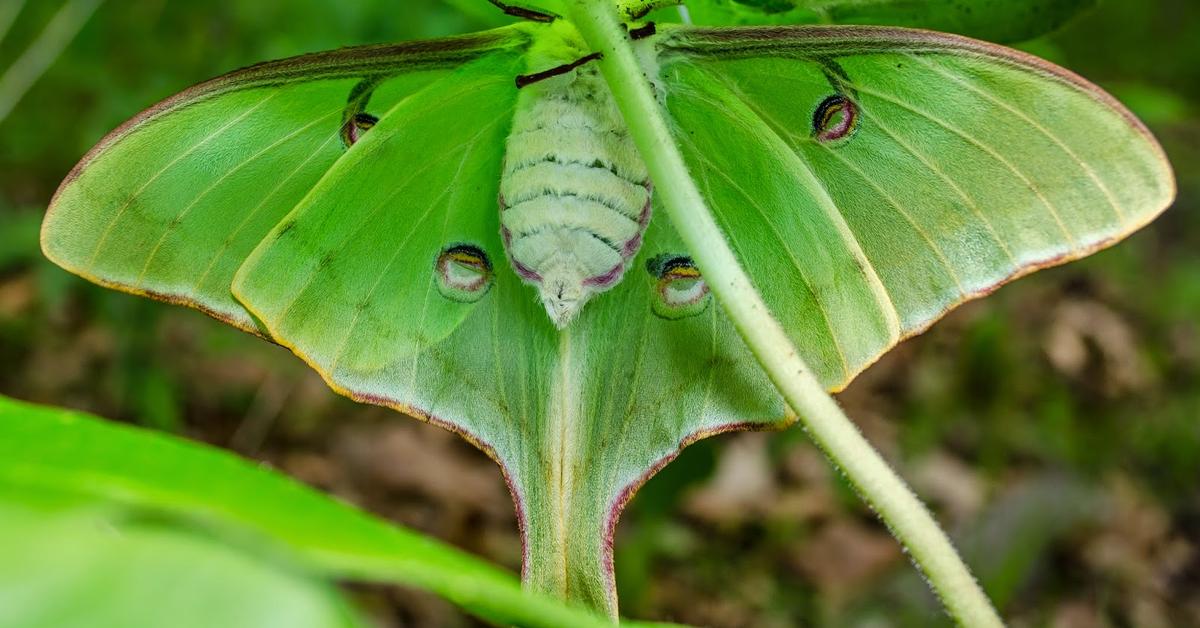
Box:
[566,2,1003,626]
[0,0,103,125]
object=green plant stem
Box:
[0,0,103,125]
[566,2,1003,626]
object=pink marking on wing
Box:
[513,261,542,282]
[816,98,858,143]
[497,159,509,211]
[636,188,653,226]
[462,275,489,292]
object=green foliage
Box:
[646,0,1098,43]
[0,498,368,628]
[0,395,632,628]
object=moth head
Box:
[538,265,590,329]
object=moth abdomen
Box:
[498,36,657,328]
[501,163,648,221]
[504,125,646,184]
[504,196,640,242]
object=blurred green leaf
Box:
[0,497,368,628]
[0,0,103,125]
[0,395,651,628]
[681,0,1097,42]
[1107,82,1193,126]
[0,206,40,269]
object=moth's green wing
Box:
[41,28,528,337]
[231,49,529,392]
[656,25,1175,391]
[230,36,785,612]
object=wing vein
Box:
[857,106,1020,267]
[135,108,343,287]
[401,132,483,390]
[324,117,500,373]
[488,281,522,459]
[190,132,341,298]
[698,71,903,338]
[903,52,1127,227]
[851,82,1080,249]
[818,146,967,295]
[609,290,653,474]
[699,71,968,299]
[681,131,853,380]
[86,91,281,267]
[270,115,504,325]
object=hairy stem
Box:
[566,1,1003,626]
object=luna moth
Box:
[41,0,1174,617]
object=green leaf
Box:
[678,0,1098,42]
[0,498,368,628]
[0,395,641,628]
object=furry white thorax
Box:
[499,23,659,328]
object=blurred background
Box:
[0,1,1197,626]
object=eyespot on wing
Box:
[646,254,711,320]
[812,95,859,144]
[435,244,494,303]
[341,113,379,147]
